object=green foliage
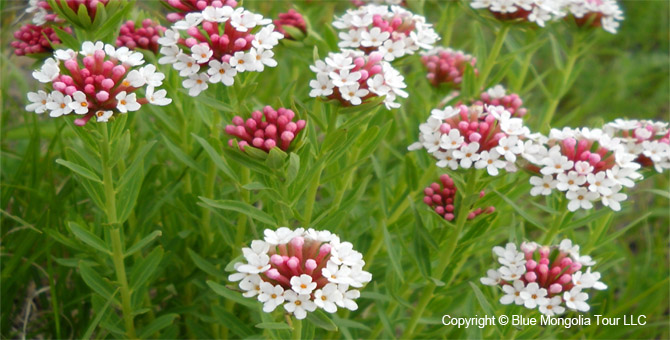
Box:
[1,0,669,339]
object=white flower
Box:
[69,91,90,115]
[257,282,284,312]
[439,129,464,150]
[54,49,76,60]
[157,29,180,46]
[475,150,506,176]
[321,262,352,285]
[541,152,574,175]
[497,246,525,268]
[314,283,343,313]
[500,280,525,305]
[495,135,522,162]
[563,287,590,312]
[45,91,73,117]
[229,51,257,72]
[264,227,303,245]
[239,274,262,298]
[498,265,525,281]
[559,239,580,257]
[80,41,104,57]
[207,60,237,86]
[26,90,50,114]
[431,106,460,120]
[566,187,599,211]
[339,29,364,48]
[254,48,277,71]
[360,27,390,47]
[539,296,565,316]
[336,284,360,311]
[237,252,271,274]
[340,83,369,105]
[124,70,146,88]
[174,54,200,76]
[556,171,587,192]
[290,274,317,295]
[115,91,141,113]
[435,150,459,170]
[95,110,113,123]
[191,44,213,63]
[453,143,481,168]
[325,54,355,70]
[601,184,626,211]
[493,243,517,257]
[140,64,165,87]
[586,171,614,195]
[480,269,501,286]
[158,45,181,64]
[330,242,364,267]
[574,161,594,176]
[572,268,608,290]
[32,58,60,83]
[182,73,209,96]
[530,175,557,196]
[283,291,317,319]
[309,74,334,97]
[330,69,362,87]
[519,282,548,309]
[146,86,172,106]
[252,25,283,49]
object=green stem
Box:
[292,318,302,340]
[542,203,571,244]
[234,167,250,249]
[201,115,222,248]
[100,125,136,339]
[303,163,324,225]
[404,171,481,338]
[477,24,511,90]
[539,38,581,133]
[110,228,136,339]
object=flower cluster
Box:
[424,174,495,221]
[420,47,477,88]
[408,105,529,176]
[562,0,624,34]
[481,240,606,315]
[273,9,307,40]
[603,119,670,172]
[12,24,70,56]
[158,6,283,96]
[333,5,439,61]
[309,50,408,110]
[473,85,527,118]
[163,0,238,22]
[225,106,306,152]
[523,127,641,211]
[229,228,372,319]
[117,19,167,54]
[352,0,404,6]
[26,41,171,125]
[470,0,562,27]
[26,0,62,25]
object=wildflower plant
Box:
[3,0,669,339]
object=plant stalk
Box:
[477,24,511,90]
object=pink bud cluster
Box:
[481,240,606,315]
[603,119,670,172]
[162,0,238,22]
[117,19,166,53]
[230,228,371,319]
[333,5,439,61]
[309,50,408,110]
[474,85,527,118]
[423,174,495,221]
[273,9,307,39]
[225,106,306,152]
[421,47,477,87]
[11,24,70,56]
[409,105,529,176]
[26,41,170,125]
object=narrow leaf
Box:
[125,230,162,257]
[68,222,110,255]
[305,310,337,331]
[56,159,102,183]
[138,314,179,339]
[207,280,258,308]
[199,197,277,225]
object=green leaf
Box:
[138,314,179,339]
[199,197,277,225]
[52,27,80,50]
[207,280,258,308]
[191,134,239,183]
[82,288,119,340]
[79,262,116,301]
[286,153,300,183]
[255,322,292,330]
[76,3,92,27]
[187,248,225,279]
[125,230,162,257]
[212,305,254,338]
[305,310,337,332]
[67,222,110,255]
[130,247,163,290]
[382,222,404,283]
[161,135,205,175]
[116,141,156,223]
[94,0,133,40]
[493,190,546,231]
[266,147,288,170]
[56,159,102,183]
